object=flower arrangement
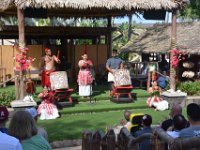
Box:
[14,47,35,71]
[171,48,186,69]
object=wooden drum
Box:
[113,69,132,86]
[50,71,69,90]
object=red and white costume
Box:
[37,91,59,120]
[147,86,168,111]
[77,59,93,96]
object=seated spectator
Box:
[161,103,182,131]
[167,114,187,138]
[0,106,9,134]
[8,110,51,150]
[157,71,169,89]
[0,130,23,150]
[120,110,132,130]
[179,103,200,138]
[25,107,48,141]
[134,114,153,150]
[0,106,23,150]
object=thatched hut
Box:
[120,22,200,54]
[120,22,200,82]
[0,0,187,102]
[0,0,183,17]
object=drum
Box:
[50,71,69,90]
[113,69,132,86]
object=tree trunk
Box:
[17,8,26,100]
[170,10,177,91]
[128,14,132,41]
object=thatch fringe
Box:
[0,0,178,11]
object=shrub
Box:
[177,81,200,96]
[0,91,15,107]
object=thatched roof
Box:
[0,0,187,18]
[120,22,200,54]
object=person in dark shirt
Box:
[161,103,182,131]
[157,71,169,89]
[134,114,153,150]
[106,49,122,95]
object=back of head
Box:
[142,114,152,127]
[124,110,131,121]
[25,107,38,120]
[173,114,187,131]
[8,110,37,140]
[0,106,9,123]
[187,103,200,122]
[171,103,182,117]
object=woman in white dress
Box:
[77,54,94,97]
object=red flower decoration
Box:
[171,48,186,69]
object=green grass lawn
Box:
[1,85,176,143]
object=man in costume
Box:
[40,48,60,88]
[106,49,123,95]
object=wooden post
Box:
[15,76,19,100]
[147,63,150,91]
[107,17,112,58]
[169,10,177,91]
[3,68,6,87]
[128,14,132,41]
[17,8,26,100]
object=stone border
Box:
[50,139,82,149]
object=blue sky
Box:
[114,12,172,24]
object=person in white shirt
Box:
[0,131,22,150]
[167,114,187,138]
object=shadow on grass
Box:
[40,117,108,142]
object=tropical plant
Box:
[180,0,200,19]
[0,91,15,107]
[177,81,200,95]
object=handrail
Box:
[0,75,18,87]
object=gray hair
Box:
[8,110,37,141]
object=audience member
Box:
[161,103,182,131]
[134,114,153,150]
[157,71,169,89]
[0,106,9,133]
[25,107,48,141]
[0,106,23,150]
[179,103,200,138]
[120,110,132,130]
[8,110,51,150]
[0,130,23,150]
[167,114,187,138]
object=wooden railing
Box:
[82,127,200,150]
[0,67,6,87]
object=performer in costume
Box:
[106,49,123,95]
[37,86,59,120]
[77,54,94,97]
[40,48,60,88]
[147,81,168,111]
